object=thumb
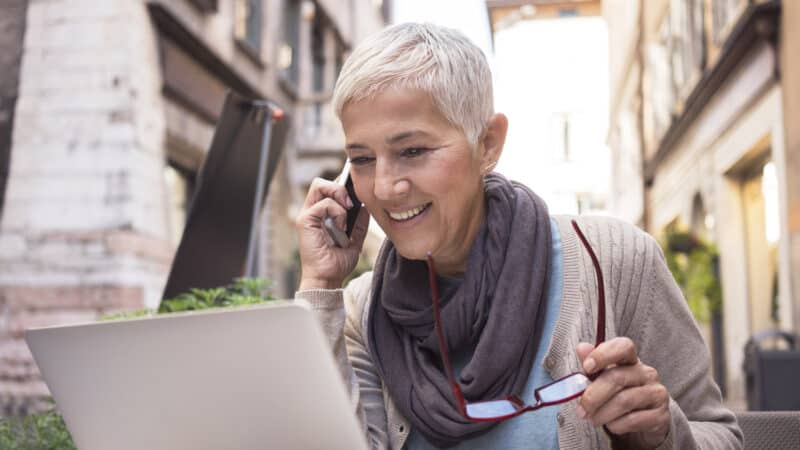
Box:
[576,342,595,363]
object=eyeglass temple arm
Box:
[570,220,606,347]
[427,253,467,416]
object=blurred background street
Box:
[1,0,799,418]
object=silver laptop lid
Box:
[25,303,368,450]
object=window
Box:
[334,39,345,83]
[551,113,571,162]
[646,16,676,142]
[711,0,746,45]
[575,192,605,215]
[670,0,706,102]
[234,0,262,53]
[550,112,595,162]
[311,13,328,129]
[163,162,197,245]
[371,0,391,22]
[311,12,326,94]
[189,0,218,13]
[280,0,301,84]
[558,8,579,18]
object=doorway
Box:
[739,156,781,334]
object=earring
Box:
[483,161,497,174]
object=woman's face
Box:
[341,88,492,275]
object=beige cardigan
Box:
[296,215,743,449]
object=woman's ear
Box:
[480,113,508,174]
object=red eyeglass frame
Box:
[425,219,605,422]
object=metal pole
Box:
[244,105,275,277]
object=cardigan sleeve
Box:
[616,232,742,450]
[295,272,391,450]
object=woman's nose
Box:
[373,163,410,200]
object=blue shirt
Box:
[406,219,563,449]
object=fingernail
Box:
[576,405,586,419]
[584,358,596,373]
[346,196,353,208]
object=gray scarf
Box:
[368,173,552,448]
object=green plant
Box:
[661,229,722,323]
[1,278,276,448]
[157,277,275,313]
[0,409,76,450]
[101,277,276,320]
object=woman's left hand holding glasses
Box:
[576,337,671,449]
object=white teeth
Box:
[389,204,428,221]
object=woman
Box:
[294,23,741,449]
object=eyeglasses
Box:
[425,219,605,422]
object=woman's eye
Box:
[402,147,429,158]
[349,156,374,165]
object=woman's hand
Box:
[295,177,370,290]
[576,337,671,449]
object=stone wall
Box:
[0,0,390,415]
[0,0,170,415]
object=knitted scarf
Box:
[368,173,552,447]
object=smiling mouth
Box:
[387,203,432,222]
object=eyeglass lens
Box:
[466,400,522,419]
[536,373,590,403]
[463,373,590,419]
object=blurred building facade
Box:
[487,0,601,27]
[0,0,388,415]
[604,0,800,408]
[487,0,612,216]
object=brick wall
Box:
[0,0,170,415]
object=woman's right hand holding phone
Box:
[295,177,369,290]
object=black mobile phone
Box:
[324,160,362,247]
[343,172,362,236]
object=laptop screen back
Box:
[25,303,368,450]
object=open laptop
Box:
[25,302,369,450]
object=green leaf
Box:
[0,409,76,450]
[660,229,723,324]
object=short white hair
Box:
[332,22,494,146]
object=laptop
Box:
[25,302,369,450]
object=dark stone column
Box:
[0,0,28,220]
